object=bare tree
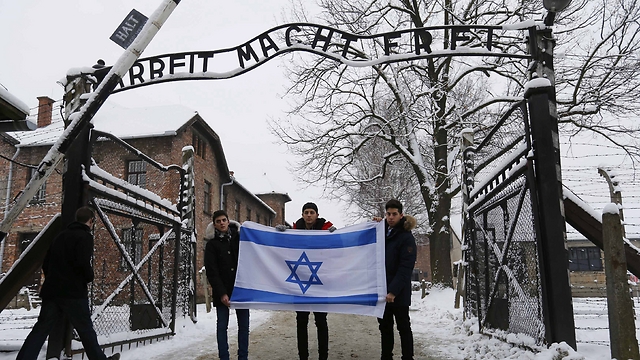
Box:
[272,0,640,286]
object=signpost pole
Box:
[0,0,182,243]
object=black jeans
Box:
[17,297,107,360]
[296,311,328,360]
[377,305,413,360]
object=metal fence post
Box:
[458,129,474,312]
[602,207,640,360]
[526,23,576,348]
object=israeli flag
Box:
[230,221,387,318]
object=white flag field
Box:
[230,221,387,318]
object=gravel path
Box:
[174,310,449,360]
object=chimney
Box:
[37,96,54,128]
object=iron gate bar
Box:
[468,154,528,209]
[86,170,179,218]
[90,225,174,326]
[86,177,180,224]
[474,134,526,175]
[93,198,176,229]
[92,201,169,328]
[474,101,527,150]
[91,130,184,174]
[478,183,529,327]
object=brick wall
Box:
[1,118,290,306]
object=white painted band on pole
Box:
[0,0,182,236]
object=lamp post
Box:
[525,0,577,349]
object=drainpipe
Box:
[220,171,235,210]
[1,147,20,272]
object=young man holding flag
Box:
[204,210,249,360]
[277,202,336,360]
[375,199,417,360]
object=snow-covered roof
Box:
[10,101,198,147]
[0,86,30,120]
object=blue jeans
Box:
[216,306,250,360]
[17,297,107,360]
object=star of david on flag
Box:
[230,221,387,317]
[285,252,323,294]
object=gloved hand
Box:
[328,226,337,232]
[275,224,287,232]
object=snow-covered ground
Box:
[0,288,632,359]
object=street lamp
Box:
[543,0,572,25]
[543,0,572,12]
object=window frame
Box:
[192,132,206,159]
[568,246,603,271]
[126,159,147,189]
[120,227,144,271]
[203,180,212,215]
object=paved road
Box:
[160,310,449,360]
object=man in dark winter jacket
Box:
[277,202,336,360]
[17,207,120,360]
[204,210,249,360]
[376,199,417,360]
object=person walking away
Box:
[375,199,417,360]
[204,210,249,360]
[16,206,120,360]
[277,202,336,360]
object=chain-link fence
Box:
[463,101,546,344]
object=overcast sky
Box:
[0,0,356,227]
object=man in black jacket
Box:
[377,199,417,360]
[279,202,335,360]
[17,207,119,360]
[204,210,249,360]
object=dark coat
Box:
[204,221,241,307]
[293,217,333,230]
[384,215,417,307]
[39,221,95,299]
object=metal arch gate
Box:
[0,0,577,351]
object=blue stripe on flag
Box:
[240,226,376,249]
[232,287,379,306]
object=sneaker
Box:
[107,354,120,360]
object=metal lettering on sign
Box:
[110,9,149,49]
[104,23,535,94]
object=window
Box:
[28,168,46,204]
[121,227,143,270]
[127,160,147,188]
[192,133,206,159]
[569,247,603,271]
[246,207,251,222]
[203,180,212,214]
[235,201,241,222]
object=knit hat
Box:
[302,202,318,213]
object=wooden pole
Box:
[602,205,639,360]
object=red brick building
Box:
[0,97,290,302]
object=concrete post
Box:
[602,205,639,360]
[200,269,211,313]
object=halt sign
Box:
[110,9,148,49]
